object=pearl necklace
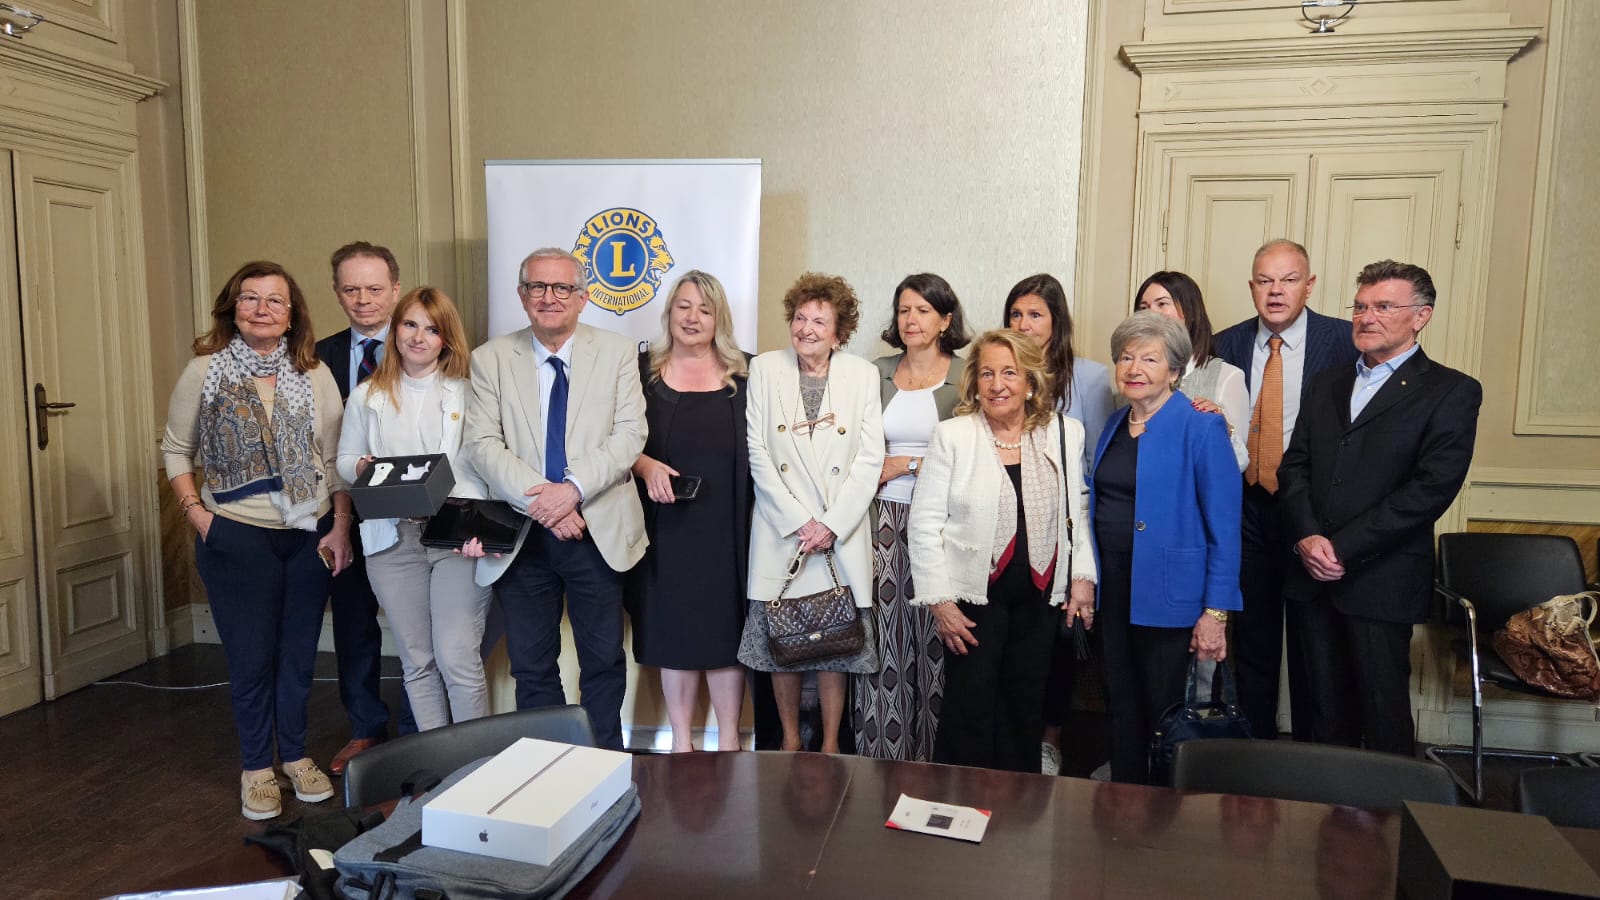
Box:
[992,437,1022,451]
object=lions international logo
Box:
[571,208,674,316]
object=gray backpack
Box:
[333,757,641,900]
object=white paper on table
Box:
[103,877,299,900]
[884,793,991,843]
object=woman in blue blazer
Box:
[1077,311,1242,784]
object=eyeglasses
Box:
[790,412,836,436]
[519,281,580,300]
[1349,302,1424,318]
[237,293,288,313]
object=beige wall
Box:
[458,0,1090,354]
[125,0,193,438]
[190,0,418,344]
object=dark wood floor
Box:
[0,645,408,899]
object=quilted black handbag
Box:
[1149,658,1254,785]
[765,548,865,666]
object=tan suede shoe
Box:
[241,769,282,821]
[282,758,335,803]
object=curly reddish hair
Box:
[781,272,861,345]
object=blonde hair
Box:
[366,286,471,411]
[954,329,1056,431]
[647,270,747,391]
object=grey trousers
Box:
[365,521,493,730]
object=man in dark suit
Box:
[1278,259,1480,755]
[314,241,409,773]
[1213,239,1357,740]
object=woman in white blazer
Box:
[337,288,522,731]
[738,272,885,754]
[909,330,1097,773]
[1134,271,1250,471]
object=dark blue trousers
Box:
[194,515,330,770]
[330,526,413,739]
[496,529,626,750]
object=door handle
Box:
[33,383,76,450]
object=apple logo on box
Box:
[479,830,489,842]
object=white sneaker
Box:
[1040,742,1062,776]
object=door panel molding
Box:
[14,150,152,699]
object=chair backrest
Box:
[1171,739,1459,811]
[343,705,597,807]
[1514,767,1600,829]
[1437,533,1587,631]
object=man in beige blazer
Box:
[463,247,647,750]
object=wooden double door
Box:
[0,148,156,717]
[1135,132,1481,361]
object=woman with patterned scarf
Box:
[908,329,1097,772]
[163,260,353,820]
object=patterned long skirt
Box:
[851,499,945,760]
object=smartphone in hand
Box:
[670,475,702,501]
[317,545,336,570]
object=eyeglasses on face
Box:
[519,281,580,300]
[237,293,288,313]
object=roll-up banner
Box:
[484,159,762,350]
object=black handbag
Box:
[765,548,865,667]
[1149,657,1254,785]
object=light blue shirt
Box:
[348,325,389,390]
[1350,342,1421,421]
[531,333,585,500]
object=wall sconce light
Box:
[1301,0,1357,34]
[0,4,43,39]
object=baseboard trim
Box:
[1417,694,1600,754]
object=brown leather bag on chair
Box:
[1491,591,1600,700]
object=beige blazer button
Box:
[1135,521,1147,532]
[837,426,847,435]
[780,463,789,472]
[831,466,840,475]
[777,424,786,432]
[450,411,460,421]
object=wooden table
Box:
[138,751,1600,899]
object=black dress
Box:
[627,367,751,670]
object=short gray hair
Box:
[1110,311,1192,379]
[517,247,587,289]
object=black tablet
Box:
[419,498,525,554]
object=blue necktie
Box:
[545,357,568,484]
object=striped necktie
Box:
[358,337,380,384]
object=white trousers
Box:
[365,520,493,730]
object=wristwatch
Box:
[1204,608,1230,624]
[907,457,921,475]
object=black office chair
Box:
[1429,532,1587,804]
[343,705,597,807]
[1172,739,1459,811]
[1515,767,1600,828]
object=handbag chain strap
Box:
[768,547,843,610]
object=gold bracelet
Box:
[180,499,203,515]
[1205,608,1230,624]
[332,512,354,521]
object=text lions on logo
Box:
[571,207,674,316]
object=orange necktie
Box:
[1246,335,1284,493]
